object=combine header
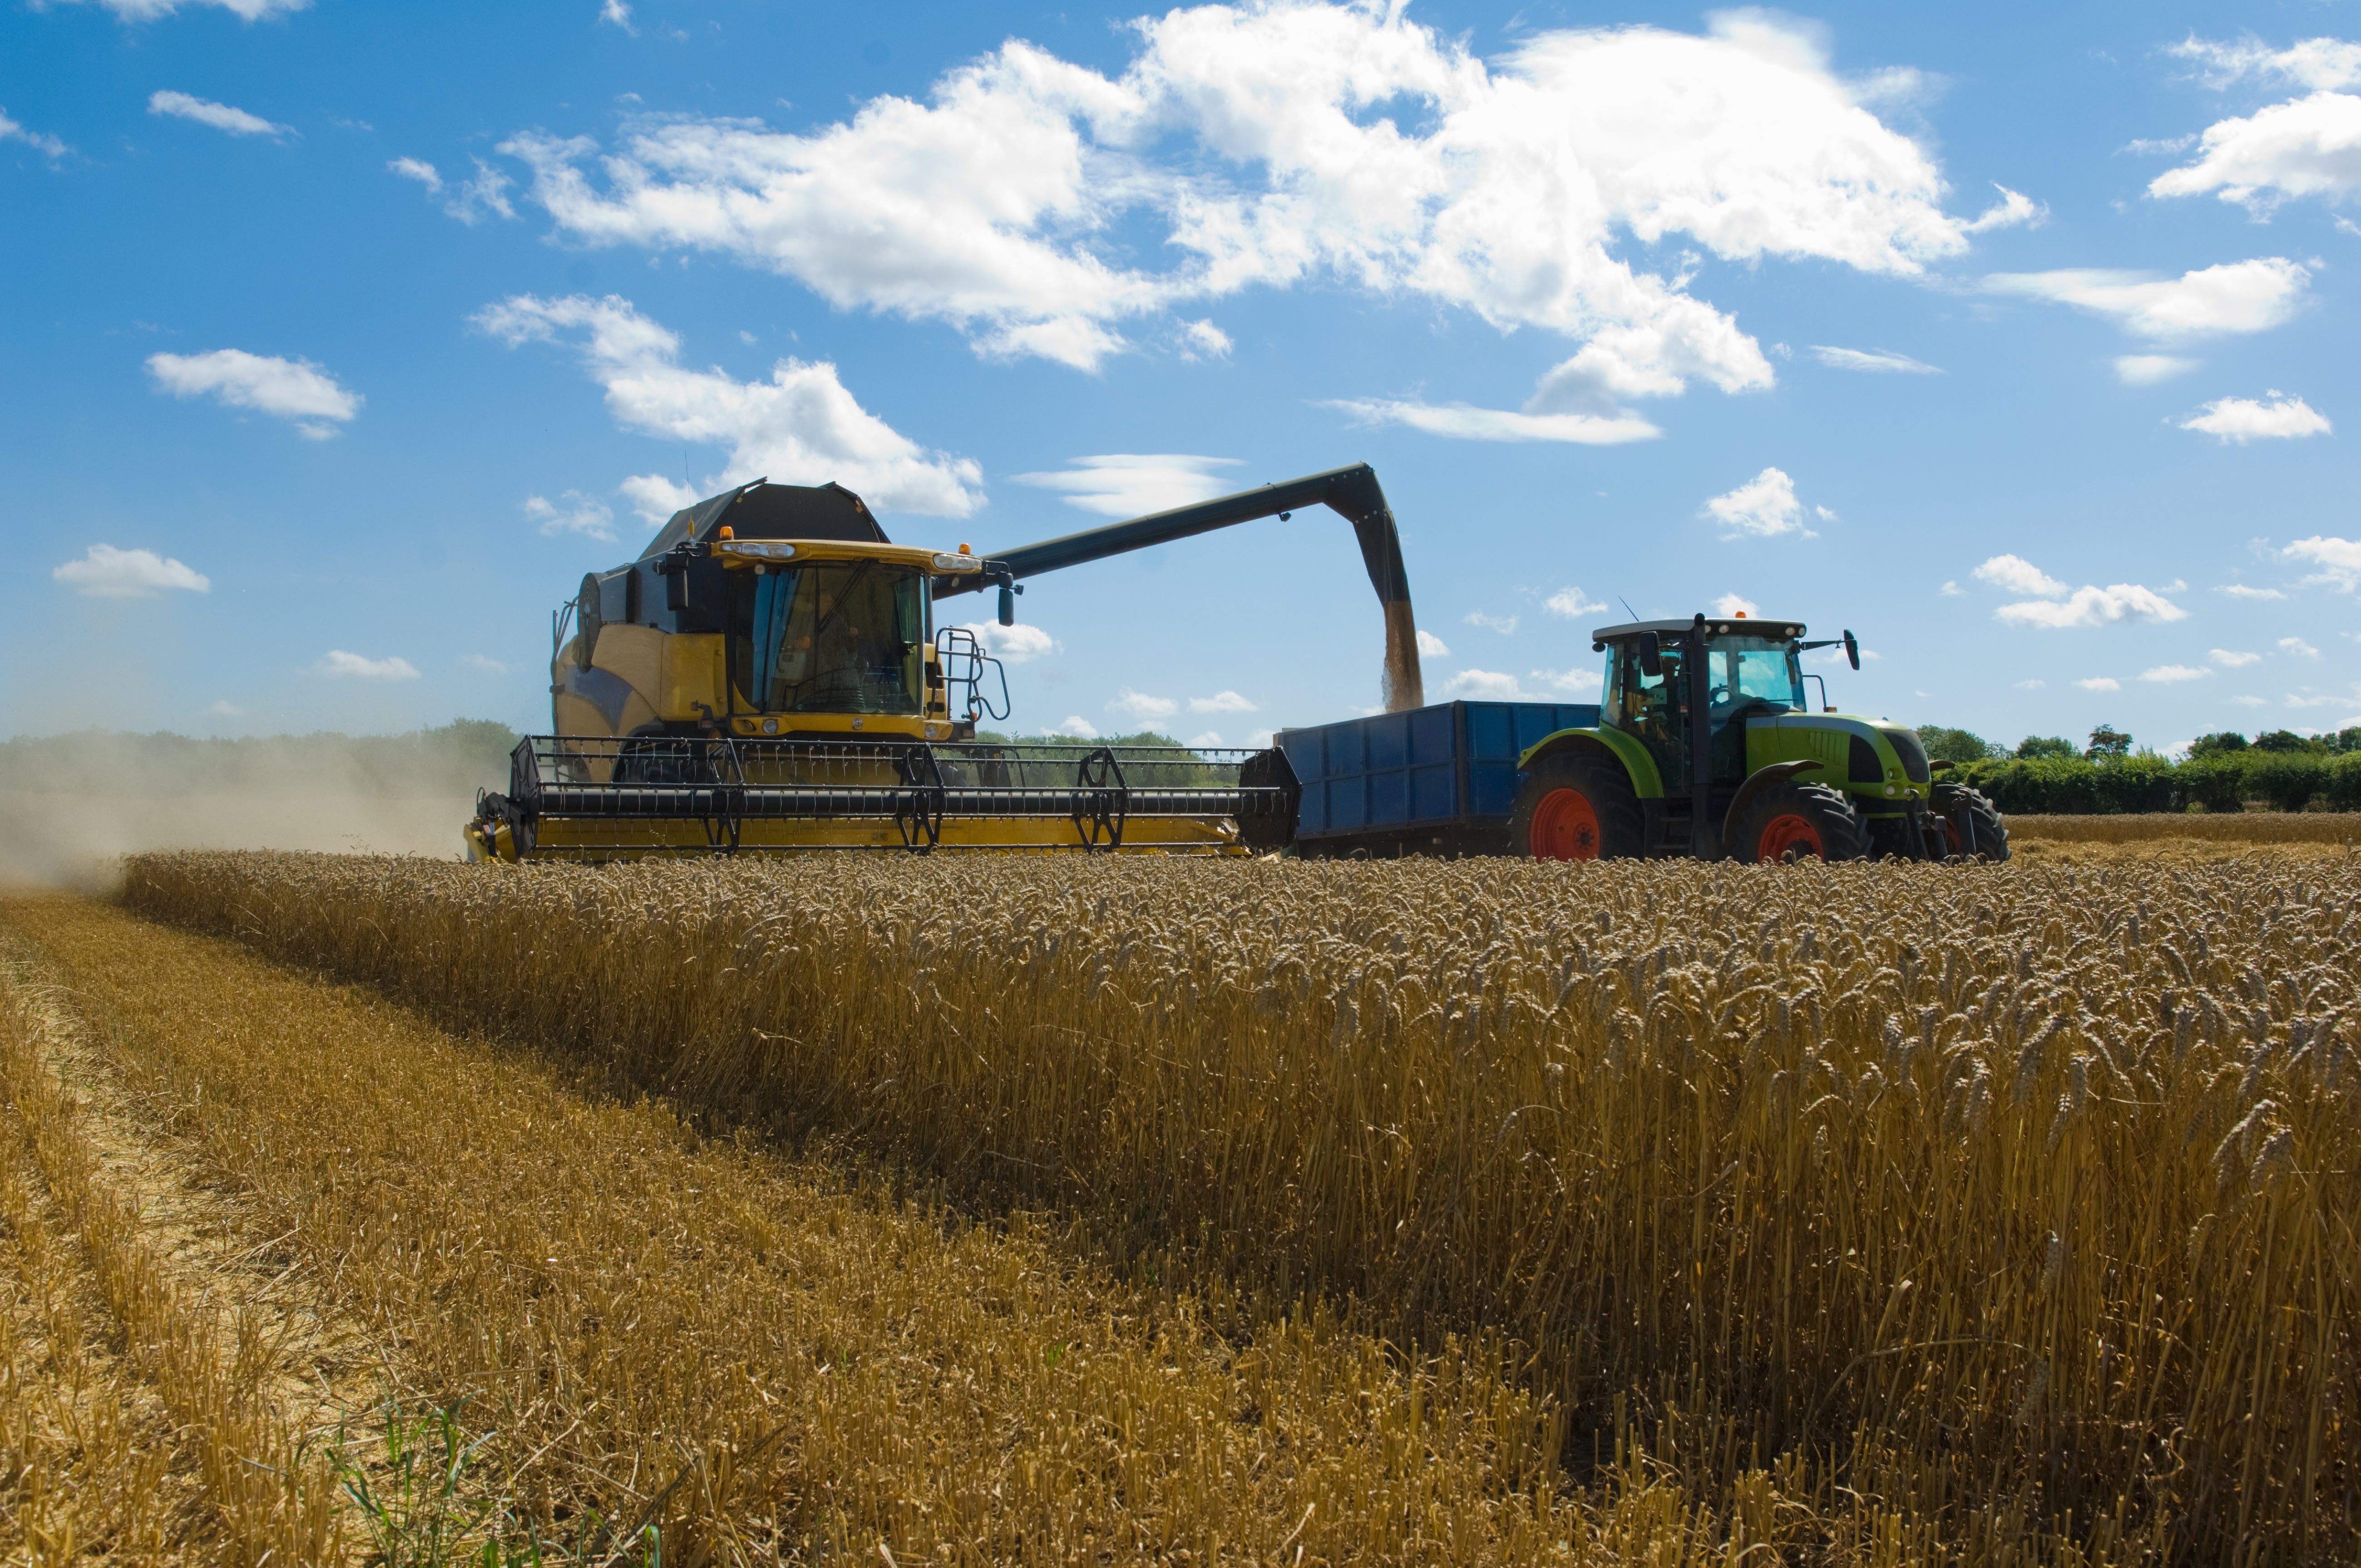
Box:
[468,466,1410,860]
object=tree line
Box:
[1916,724,2361,815]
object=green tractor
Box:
[1509,613,2007,863]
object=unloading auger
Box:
[466,465,1422,860]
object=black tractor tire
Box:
[1933,783,2011,862]
[1733,780,1872,864]
[1509,751,1646,861]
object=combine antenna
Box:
[1618,595,1639,620]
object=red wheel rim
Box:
[1529,788,1602,861]
[1756,812,1825,863]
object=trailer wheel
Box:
[1932,784,2011,863]
[1510,753,1645,861]
[1735,781,1871,864]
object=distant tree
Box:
[2015,735,2077,760]
[2252,729,2324,754]
[2187,731,2248,756]
[2340,726,2361,755]
[1915,725,1997,763]
[2085,724,2134,763]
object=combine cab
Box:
[468,466,1410,860]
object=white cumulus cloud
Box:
[148,89,289,138]
[390,155,517,224]
[1415,628,1450,657]
[1704,467,1813,539]
[1442,668,1524,700]
[389,155,443,192]
[2281,636,2322,658]
[461,654,509,675]
[1529,666,1604,696]
[316,651,420,680]
[53,543,211,598]
[963,622,1056,663]
[1106,688,1178,721]
[1982,258,2312,341]
[1811,345,1940,374]
[2140,664,2213,683]
[2150,92,2361,212]
[473,293,983,516]
[491,4,2010,414]
[146,347,361,437]
[1179,320,1232,360]
[1714,592,1761,617]
[523,490,617,541]
[2211,648,2262,667]
[2283,536,2361,591]
[1545,586,1607,620]
[1045,715,1099,739]
[2179,391,2331,443]
[1998,586,2188,629]
[1011,454,1240,518]
[1188,690,1256,714]
[1974,554,2070,597]
[2075,676,2121,691]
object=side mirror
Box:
[1636,630,1663,679]
[997,584,1016,627]
[1842,629,1860,671]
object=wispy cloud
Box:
[0,106,69,159]
[148,89,290,138]
[146,347,361,438]
[1011,454,1240,518]
[1811,345,1940,374]
[523,491,616,541]
[1324,399,1661,444]
[315,650,420,680]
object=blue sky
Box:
[4,0,2356,755]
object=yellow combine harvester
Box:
[466,465,1422,860]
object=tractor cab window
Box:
[1707,636,1805,720]
[1605,636,1687,778]
[731,562,928,715]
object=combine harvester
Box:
[468,466,2005,863]
[467,466,1413,859]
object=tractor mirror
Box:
[997,584,1016,627]
[1636,631,1663,679]
[1842,630,1860,671]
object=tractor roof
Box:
[1590,617,1807,643]
[638,479,889,561]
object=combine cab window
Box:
[1708,636,1805,718]
[731,562,928,715]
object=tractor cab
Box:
[1508,613,2009,863]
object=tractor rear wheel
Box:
[1734,780,1871,864]
[1933,783,2011,862]
[1509,753,1645,861]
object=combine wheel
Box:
[1509,753,1645,861]
[1933,783,2011,862]
[1734,781,1871,864]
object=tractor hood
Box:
[1746,711,1933,802]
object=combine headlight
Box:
[932,552,984,573]
[721,540,795,560]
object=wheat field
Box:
[79,847,2358,1563]
[2008,812,2360,845]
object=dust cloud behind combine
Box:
[0,721,515,888]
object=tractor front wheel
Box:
[1734,781,1871,864]
[1933,783,2011,862]
[1509,753,1645,861]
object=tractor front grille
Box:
[1881,728,1932,783]
[1849,735,1882,785]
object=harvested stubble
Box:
[2010,812,2360,845]
[4,892,1681,1564]
[121,848,2361,1563]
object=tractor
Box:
[1509,613,2007,863]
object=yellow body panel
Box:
[657,633,727,723]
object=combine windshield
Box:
[731,562,927,715]
[1707,635,1805,717]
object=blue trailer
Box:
[1274,700,1602,858]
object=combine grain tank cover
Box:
[638,480,890,561]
